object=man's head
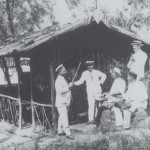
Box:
[127,71,137,82]
[131,40,143,52]
[111,67,121,79]
[56,64,67,76]
[86,61,94,72]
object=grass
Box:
[1,130,150,150]
[1,110,150,150]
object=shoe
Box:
[116,126,123,132]
[66,135,74,140]
[86,121,91,125]
[96,121,100,127]
[86,120,94,125]
[58,133,66,136]
[91,120,97,124]
[124,127,131,130]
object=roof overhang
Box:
[0,17,149,57]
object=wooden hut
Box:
[0,17,149,134]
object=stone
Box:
[132,109,150,129]
[70,123,97,134]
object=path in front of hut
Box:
[0,110,150,150]
[0,110,114,149]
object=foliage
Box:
[0,0,150,44]
[0,0,53,41]
[99,0,150,40]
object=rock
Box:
[133,117,150,129]
[132,109,150,129]
[70,123,97,134]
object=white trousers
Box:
[114,107,132,128]
[87,94,96,121]
[114,101,147,129]
[123,101,147,128]
[113,107,123,127]
[57,106,71,136]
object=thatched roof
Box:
[0,15,149,57]
[0,18,90,57]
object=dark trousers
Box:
[96,106,109,127]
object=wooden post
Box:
[97,51,100,70]
[13,56,22,130]
[146,58,150,114]
[49,49,57,134]
[30,57,35,130]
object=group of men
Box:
[55,40,148,139]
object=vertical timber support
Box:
[146,58,150,114]
[30,57,35,130]
[97,51,100,70]
[49,49,57,134]
[13,55,22,130]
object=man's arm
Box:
[55,80,70,94]
[110,80,126,97]
[74,72,85,86]
[98,71,107,85]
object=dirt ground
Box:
[0,110,150,150]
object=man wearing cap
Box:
[96,67,126,127]
[115,71,148,130]
[127,40,147,79]
[74,61,107,124]
[55,64,74,139]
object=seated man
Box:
[96,67,126,127]
[115,71,148,130]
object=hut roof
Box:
[0,16,149,57]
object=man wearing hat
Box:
[115,71,148,130]
[55,64,74,139]
[74,61,107,124]
[96,67,126,127]
[127,40,147,79]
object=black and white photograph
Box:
[0,0,150,149]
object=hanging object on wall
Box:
[20,57,30,72]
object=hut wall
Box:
[31,46,51,105]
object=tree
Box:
[0,0,15,36]
[0,0,54,41]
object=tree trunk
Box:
[0,57,12,88]
[13,56,22,130]
[30,57,35,130]
[6,0,15,36]
[13,56,23,83]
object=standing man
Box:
[55,64,74,139]
[127,40,148,79]
[74,61,107,124]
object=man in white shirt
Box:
[96,67,126,127]
[115,71,148,130]
[55,64,74,139]
[127,40,147,79]
[74,61,107,124]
